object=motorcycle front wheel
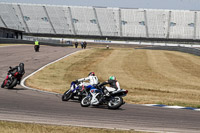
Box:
[80,89,89,101]
[1,80,5,88]
[107,96,123,109]
[80,96,91,107]
[62,90,72,101]
[7,78,17,89]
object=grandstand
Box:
[0,2,200,41]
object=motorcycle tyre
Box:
[62,90,72,101]
[80,96,91,107]
[79,90,88,101]
[107,96,123,110]
[1,80,5,88]
[7,78,17,89]
[34,46,39,52]
[35,48,39,52]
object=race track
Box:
[0,45,200,133]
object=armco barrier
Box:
[0,38,73,47]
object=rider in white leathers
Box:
[76,72,98,86]
[76,72,100,105]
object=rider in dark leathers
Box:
[98,76,121,97]
[99,76,120,91]
[9,63,25,84]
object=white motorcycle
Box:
[80,85,128,109]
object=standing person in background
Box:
[81,42,84,49]
[83,41,87,49]
[75,41,78,48]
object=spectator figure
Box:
[75,41,78,48]
[81,42,84,49]
[106,45,109,49]
[83,41,87,49]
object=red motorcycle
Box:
[1,67,23,89]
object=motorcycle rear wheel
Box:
[80,96,91,107]
[34,46,39,52]
[62,90,72,101]
[107,96,123,109]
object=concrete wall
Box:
[0,28,23,39]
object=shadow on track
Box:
[64,100,126,110]
[3,87,27,91]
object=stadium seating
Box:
[146,9,169,38]
[95,7,119,36]
[169,10,195,39]
[196,12,200,39]
[70,6,100,35]
[121,9,146,37]
[18,4,53,33]
[0,16,5,28]
[12,4,28,32]
[0,3,23,30]
[0,2,199,40]
[45,5,72,34]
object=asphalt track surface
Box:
[0,45,200,133]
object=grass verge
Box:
[26,47,200,108]
[0,121,143,133]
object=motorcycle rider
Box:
[8,63,25,84]
[99,76,121,96]
[75,72,98,87]
[75,72,100,105]
[75,72,98,103]
[34,40,40,52]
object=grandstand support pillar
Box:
[194,12,197,40]
[166,11,172,39]
[144,10,149,38]
[93,7,102,36]
[18,5,30,33]
[0,15,8,28]
[68,7,76,35]
[43,6,56,34]
[119,9,122,37]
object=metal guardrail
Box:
[0,38,73,46]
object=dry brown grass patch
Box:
[26,47,200,108]
[0,121,142,133]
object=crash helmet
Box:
[109,76,116,80]
[19,63,24,68]
[18,63,24,74]
[88,72,95,76]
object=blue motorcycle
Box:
[62,81,89,101]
